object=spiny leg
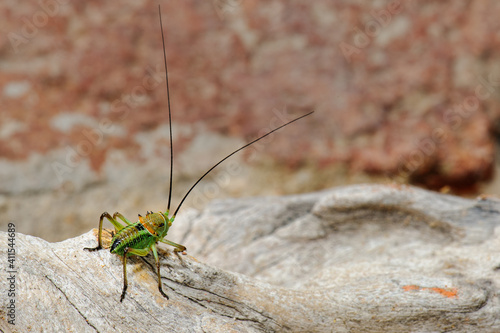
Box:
[151,244,169,299]
[113,212,133,226]
[84,212,126,251]
[120,247,151,302]
[84,211,130,251]
[109,212,133,239]
[160,239,186,252]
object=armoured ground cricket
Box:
[84,5,313,302]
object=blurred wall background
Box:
[1,0,499,241]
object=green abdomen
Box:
[110,223,155,256]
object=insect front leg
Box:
[160,239,187,252]
[84,211,128,251]
[120,247,150,302]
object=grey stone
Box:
[1,184,499,332]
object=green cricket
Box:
[84,5,313,302]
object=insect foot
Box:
[84,245,102,252]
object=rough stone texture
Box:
[0,2,499,238]
[1,184,500,332]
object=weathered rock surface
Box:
[1,184,500,332]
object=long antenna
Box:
[158,5,174,213]
[172,111,314,217]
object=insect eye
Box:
[158,223,165,227]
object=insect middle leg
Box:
[120,247,151,302]
[84,211,131,251]
[151,243,171,299]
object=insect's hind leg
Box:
[84,212,128,251]
[113,212,133,227]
